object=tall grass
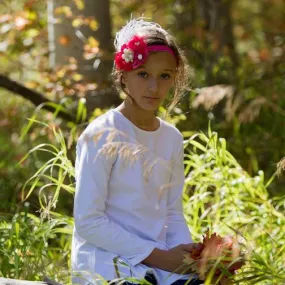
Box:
[1,120,284,284]
[183,126,285,284]
[0,203,71,281]
[0,121,74,283]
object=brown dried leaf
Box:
[58,35,71,46]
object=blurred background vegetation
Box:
[0,0,284,284]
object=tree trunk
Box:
[47,0,120,112]
[197,0,238,85]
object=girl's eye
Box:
[137,72,171,80]
[161,73,171,80]
[137,72,148,78]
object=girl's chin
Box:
[139,104,159,112]
[139,98,161,111]
[130,97,162,112]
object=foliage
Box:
[1,118,284,284]
[1,0,285,284]
[183,127,285,284]
[0,204,72,282]
[0,119,74,282]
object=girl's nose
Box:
[148,78,158,92]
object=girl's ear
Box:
[120,72,128,93]
[121,72,126,85]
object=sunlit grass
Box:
[183,126,285,284]
[1,120,284,284]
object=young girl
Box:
[71,18,203,285]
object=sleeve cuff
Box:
[126,244,156,267]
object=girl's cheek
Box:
[161,82,172,92]
[134,77,146,85]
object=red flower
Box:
[184,232,244,281]
[115,51,133,71]
[115,35,148,71]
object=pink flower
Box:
[115,35,148,71]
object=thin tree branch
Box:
[0,73,75,122]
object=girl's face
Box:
[122,52,177,112]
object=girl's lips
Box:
[144,97,159,100]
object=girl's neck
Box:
[116,100,159,131]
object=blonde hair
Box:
[111,18,192,116]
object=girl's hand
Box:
[163,243,199,273]
[142,243,198,273]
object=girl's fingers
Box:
[181,243,199,252]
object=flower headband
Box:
[115,35,177,71]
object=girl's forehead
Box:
[133,53,176,72]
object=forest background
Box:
[0,0,284,284]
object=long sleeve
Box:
[165,136,193,248]
[73,131,156,266]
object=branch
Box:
[0,73,75,122]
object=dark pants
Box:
[171,278,204,285]
[109,272,204,285]
[117,277,203,285]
